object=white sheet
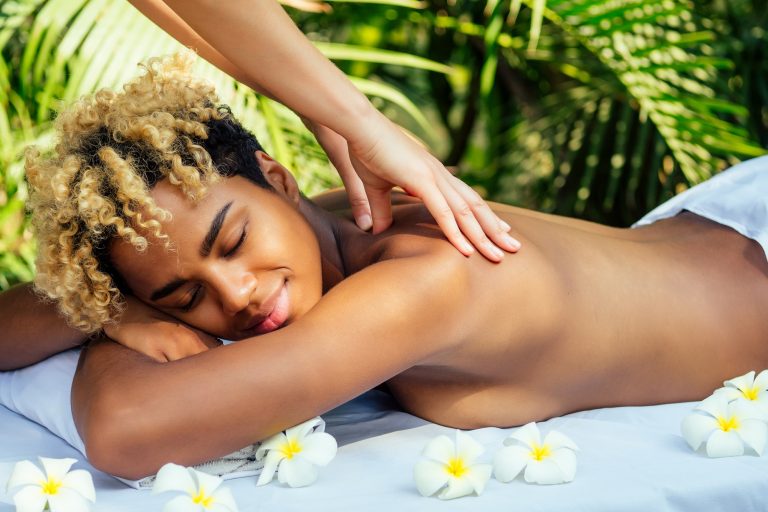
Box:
[2,391,768,511]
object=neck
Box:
[298,198,364,293]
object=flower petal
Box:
[439,475,475,500]
[152,463,197,495]
[463,464,492,495]
[753,369,768,390]
[712,387,743,402]
[454,431,485,465]
[47,487,92,512]
[278,456,319,487]
[523,459,567,485]
[681,412,718,451]
[298,432,337,466]
[414,459,449,497]
[162,494,201,512]
[256,450,284,486]
[732,399,768,422]
[39,458,77,482]
[7,460,46,491]
[11,485,48,512]
[506,422,541,449]
[61,469,95,502]
[192,470,224,497]
[284,417,323,443]
[550,448,578,482]
[696,394,729,418]
[257,432,288,457]
[542,430,579,452]
[493,445,529,483]
[737,419,768,455]
[724,371,755,391]
[705,430,744,458]
[210,487,239,512]
[421,435,455,464]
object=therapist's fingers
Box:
[446,175,521,254]
[411,172,476,257]
[364,185,394,235]
[308,121,373,231]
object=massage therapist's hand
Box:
[126,0,519,262]
[102,296,221,362]
[311,112,522,262]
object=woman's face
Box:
[110,154,323,340]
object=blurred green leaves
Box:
[0,0,766,288]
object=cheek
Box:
[170,300,233,337]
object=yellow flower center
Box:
[742,386,760,401]
[280,439,303,459]
[717,415,740,432]
[191,487,214,509]
[530,444,552,461]
[40,478,62,495]
[444,457,468,478]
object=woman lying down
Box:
[9,54,767,480]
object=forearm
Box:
[0,283,85,370]
[128,0,260,91]
[74,334,355,479]
[74,255,461,479]
[160,0,376,140]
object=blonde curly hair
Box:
[27,52,269,332]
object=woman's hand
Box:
[310,113,521,262]
[102,296,221,362]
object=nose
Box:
[215,268,258,315]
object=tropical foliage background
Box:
[0,0,766,288]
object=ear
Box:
[254,151,300,206]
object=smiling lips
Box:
[244,283,290,335]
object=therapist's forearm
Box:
[160,0,376,140]
[128,0,263,93]
[0,283,85,370]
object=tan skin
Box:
[73,152,768,479]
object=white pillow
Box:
[0,349,270,489]
[0,349,84,454]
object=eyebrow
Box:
[148,201,234,302]
[200,201,234,258]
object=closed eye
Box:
[224,224,248,258]
[181,286,202,312]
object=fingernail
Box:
[491,245,504,259]
[500,220,512,231]
[357,214,372,231]
[505,234,522,250]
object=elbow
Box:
[79,387,158,480]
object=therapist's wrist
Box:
[330,92,381,143]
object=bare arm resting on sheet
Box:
[0,283,84,370]
[72,248,471,480]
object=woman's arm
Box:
[74,248,470,479]
[127,0,520,262]
[0,283,85,370]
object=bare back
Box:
[332,197,768,428]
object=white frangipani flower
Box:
[255,417,337,488]
[6,457,95,512]
[713,370,768,418]
[413,430,492,500]
[152,463,238,512]
[681,394,767,457]
[493,422,578,485]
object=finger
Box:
[313,125,372,230]
[339,173,372,231]
[365,186,394,235]
[449,176,521,254]
[411,176,475,257]
[434,174,506,261]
